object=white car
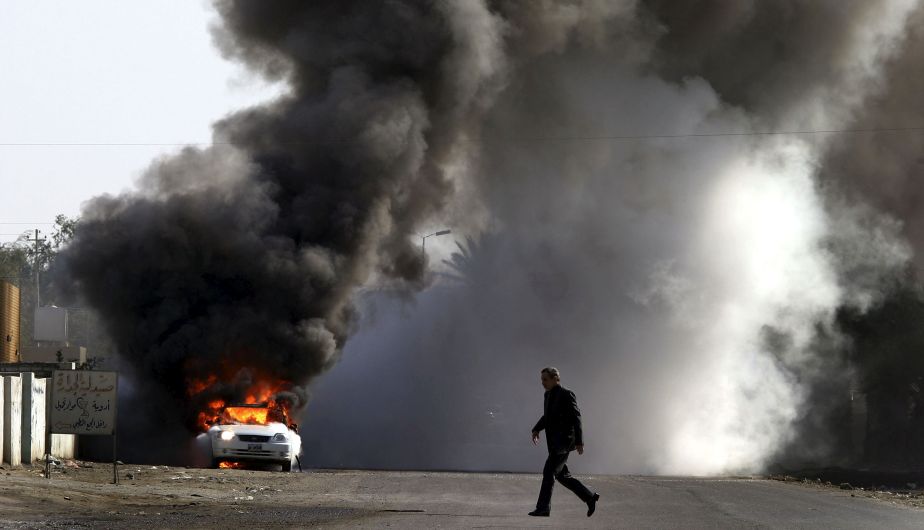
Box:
[207,405,301,471]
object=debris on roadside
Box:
[770,469,924,509]
[768,475,800,482]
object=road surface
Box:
[1,464,922,528]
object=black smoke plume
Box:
[58,0,506,435]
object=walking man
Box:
[529,366,599,517]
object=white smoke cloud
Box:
[655,141,839,474]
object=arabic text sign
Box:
[50,371,117,435]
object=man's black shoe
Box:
[528,509,550,517]
[587,493,600,517]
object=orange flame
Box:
[187,363,294,431]
[188,375,217,396]
[224,406,269,425]
[195,398,226,432]
[219,461,243,469]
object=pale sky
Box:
[0,0,281,244]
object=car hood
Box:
[214,422,289,437]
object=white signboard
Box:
[50,371,117,435]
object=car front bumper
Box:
[211,439,296,463]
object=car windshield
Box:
[222,406,269,425]
[220,405,288,426]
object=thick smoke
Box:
[818,5,924,270]
[60,0,924,473]
[299,0,921,475]
[59,1,507,434]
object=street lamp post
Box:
[421,229,451,256]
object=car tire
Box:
[282,461,292,472]
[211,458,221,469]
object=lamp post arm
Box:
[420,229,451,256]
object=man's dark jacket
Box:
[532,385,583,454]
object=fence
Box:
[0,372,76,466]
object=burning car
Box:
[207,403,301,471]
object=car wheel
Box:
[211,458,221,469]
[282,461,292,472]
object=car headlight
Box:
[272,433,288,442]
[219,430,234,441]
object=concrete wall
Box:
[3,375,21,466]
[0,373,76,465]
[21,373,46,463]
[51,433,76,459]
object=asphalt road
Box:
[2,465,923,528]
[313,472,924,529]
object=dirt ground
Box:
[0,460,381,528]
[2,460,924,529]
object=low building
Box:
[20,345,87,366]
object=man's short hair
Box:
[541,366,560,379]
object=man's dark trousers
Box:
[537,451,593,510]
